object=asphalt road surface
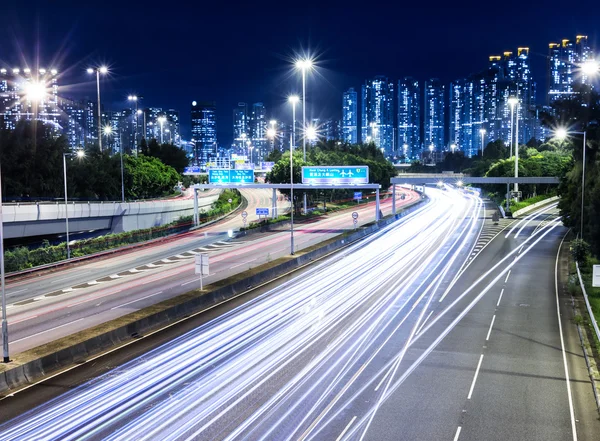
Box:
[3,188,418,353]
[1,191,597,441]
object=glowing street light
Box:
[63,150,86,260]
[555,127,587,238]
[294,58,313,161]
[508,97,519,196]
[306,125,317,141]
[450,143,457,153]
[479,128,486,155]
[581,60,600,76]
[24,81,46,103]
[267,128,276,139]
[87,66,109,152]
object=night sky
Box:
[0,0,597,142]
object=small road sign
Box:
[241,211,248,218]
[593,265,600,287]
[352,211,359,220]
[256,208,269,216]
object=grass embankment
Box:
[4,189,241,272]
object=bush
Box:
[571,239,591,264]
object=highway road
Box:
[2,190,596,440]
[2,187,418,353]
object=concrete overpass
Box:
[391,173,560,185]
[1,192,219,239]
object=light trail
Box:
[0,187,502,441]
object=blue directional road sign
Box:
[230,169,255,183]
[208,169,231,184]
[208,169,255,184]
[302,166,369,185]
[256,208,269,216]
[354,191,362,200]
[183,166,202,175]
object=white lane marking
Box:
[518,245,524,255]
[230,258,258,269]
[7,288,28,296]
[110,291,163,310]
[335,416,357,441]
[374,369,391,392]
[453,426,462,441]
[467,354,484,399]
[497,289,504,307]
[415,311,433,336]
[12,318,84,343]
[504,270,511,284]
[485,315,496,341]
[555,234,578,441]
[181,279,201,286]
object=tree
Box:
[124,154,180,199]
[143,139,189,173]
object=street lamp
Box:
[429,144,434,164]
[63,150,85,260]
[555,128,587,239]
[289,132,295,255]
[288,95,299,148]
[450,143,457,153]
[0,156,7,361]
[104,125,125,202]
[306,125,317,142]
[128,95,139,154]
[508,97,519,196]
[581,60,600,76]
[87,66,108,152]
[137,109,146,143]
[295,58,313,161]
[158,116,166,144]
[479,128,486,155]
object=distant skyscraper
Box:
[233,102,248,149]
[361,76,394,155]
[548,35,593,103]
[62,98,86,149]
[342,88,358,144]
[324,119,341,141]
[424,79,445,153]
[397,77,421,159]
[165,109,181,145]
[191,101,217,167]
[249,102,266,162]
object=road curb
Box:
[0,197,427,395]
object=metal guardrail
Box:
[576,261,600,343]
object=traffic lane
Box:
[458,228,573,441]
[5,195,422,353]
[0,189,460,434]
[334,216,552,440]
[2,189,285,303]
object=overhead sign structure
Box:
[235,162,253,170]
[183,166,203,175]
[208,169,254,184]
[593,265,600,287]
[256,208,269,216]
[302,166,369,185]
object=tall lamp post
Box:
[288,95,299,148]
[508,97,519,197]
[479,128,486,156]
[158,116,166,144]
[137,109,146,144]
[63,150,85,260]
[555,128,587,239]
[87,66,108,152]
[289,133,295,255]
[295,58,313,215]
[127,95,140,154]
[1,159,7,362]
[104,126,125,202]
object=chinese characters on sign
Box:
[301,166,369,185]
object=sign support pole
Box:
[272,188,277,219]
[376,188,380,222]
[193,188,199,227]
[392,184,396,216]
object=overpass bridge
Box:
[391,173,560,185]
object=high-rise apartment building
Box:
[249,102,267,162]
[0,67,60,132]
[424,79,445,153]
[191,101,217,167]
[397,77,421,159]
[548,35,593,102]
[233,102,248,149]
[361,76,394,155]
[342,88,358,144]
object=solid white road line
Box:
[415,311,433,336]
[504,270,511,284]
[485,315,496,341]
[12,318,84,343]
[7,288,28,296]
[555,234,578,441]
[111,291,163,310]
[467,354,484,400]
[497,289,504,307]
[453,426,462,441]
[335,416,357,441]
